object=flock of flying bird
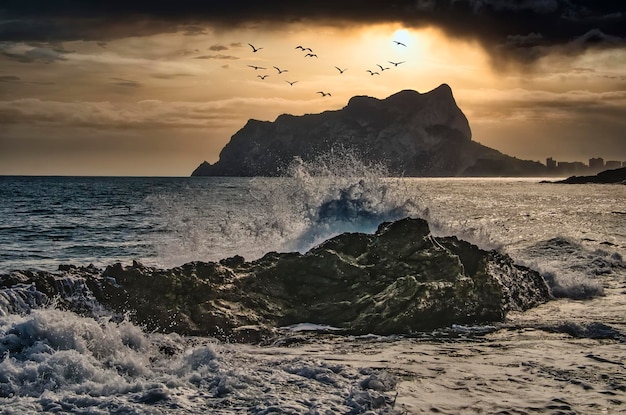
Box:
[245,40,407,97]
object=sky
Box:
[1,1,625,176]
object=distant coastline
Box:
[544,167,626,184]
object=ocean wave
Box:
[519,237,625,299]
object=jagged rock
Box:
[0,218,551,342]
[192,84,547,177]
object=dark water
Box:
[0,176,244,271]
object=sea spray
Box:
[147,151,520,267]
[147,149,427,265]
[236,149,426,255]
[518,237,626,299]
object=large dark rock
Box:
[192,84,547,177]
[0,218,551,343]
[551,167,626,184]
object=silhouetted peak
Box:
[345,85,455,113]
[386,89,421,99]
[432,83,453,96]
[383,89,421,108]
[383,85,455,109]
[345,94,380,107]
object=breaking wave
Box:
[519,237,625,299]
[216,150,426,258]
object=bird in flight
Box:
[257,74,269,80]
[273,66,288,74]
[317,91,331,96]
[247,65,266,70]
[393,40,407,47]
[295,45,305,50]
[366,70,380,75]
[286,80,298,86]
[335,66,347,74]
[305,53,318,58]
[388,61,406,67]
[376,64,390,71]
[248,43,263,52]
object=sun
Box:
[392,29,413,47]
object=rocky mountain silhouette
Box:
[192,84,546,177]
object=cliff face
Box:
[193,84,546,177]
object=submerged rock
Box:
[0,218,551,342]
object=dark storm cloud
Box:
[1,45,69,63]
[466,0,559,13]
[0,1,624,63]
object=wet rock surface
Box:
[1,218,551,342]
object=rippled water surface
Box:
[1,174,624,414]
[1,176,624,272]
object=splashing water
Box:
[219,150,425,257]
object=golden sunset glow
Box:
[1,4,625,176]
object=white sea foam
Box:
[0,284,49,317]
[517,236,626,299]
[0,309,404,414]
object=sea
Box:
[0,162,625,414]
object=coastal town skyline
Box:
[543,156,625,175]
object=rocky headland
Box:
[1,218,551,343]
[192,84,547,177]
[550,167,626,184]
